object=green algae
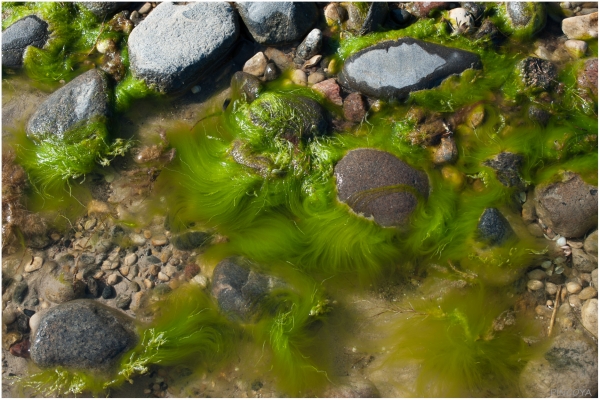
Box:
[492,2,546,40]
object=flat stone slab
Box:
[2,15,49,68]
[30,299,137,371]
[237,2,318,45]
[26,69,110,141]
[334,148,429,227]
[340,38,481,100]
[128,2,239,93]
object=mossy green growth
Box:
[492,2,546,40]
[114,48,161,112]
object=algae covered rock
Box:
[128,2,239,93]
[339,38,481,100]
[334,148,429,227]
[534,172,598,238]
[30,299,137,371]
[26,69,110,141]
[346,2,389,36]
[77,2,129,18]
[498,2,546,39]
[237,2,318,45]
[1,15,49,69]
[516,57,558,94]
[483,152,525,188]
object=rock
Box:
[406,2,450,18]
[211,257,270,321]
[138,3,152,15]
[2,15,49,68]
[297,28,322,60]
[579,286,597,300]
[291,69,308,86]
[581,299,598,336]
[346,2,389,36]
[534,172,598,238]
[231,71,263,104]
[566,281,583,294]
[334,148,429,227]
[324,3,348,25]
[24,256,44,273]
[237,2,318,45]
[562,12,598,40]
[500,2,546,37]
[527,280,544,291]
[474,18,503,43]
[516,57,558,94]
[390,8,412,25]
[308,72,325,85]
[124,253,138,267]
[593,269,598,288]
[343,92,367,122]
[12,281,28,304]
[520,331,598,397]
[340,38,481,100]
[448,8,475,35]
[151,236,168,246]
[264,47,293,70]
[115,293,131,310]
[26,69,110,141]
[312,78,343,106]
[3,308,17,325]
[584,230,598,255]
[30,300,137,371]
[263,63,279,81]
[78,2,129,18]
[527,105,550,126]
[577,58,598,98]
[572,248,597,272]
[461,2,485,21]
[482,152,525,188]
[171,231,211,251]
[40,268,84,304]
[128,2,239,93]
[107,273,119,286]
[158,272,170,282]
[546,282,558,295]
[433,137,458,165]
[102,285,113,299]
[322,377,380,398]
[248,92,327,139]
[528,269,547,281]
[243,52,268,77]
[87,277,100,298]
[477,208,514,246]
[565,39,588,58]
[302,54,322,69]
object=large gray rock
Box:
[2,15,49,68]
[519,331,598,397]
[30,300,137,371]
[340,38,481,100]
[334,149,429,227]
[26,69,110,141]
[77,2,129,18]
[210,257,270,321]
[128,2,239,93]
[237,2,318,45]
[477,208,514,246]
[534,172,598,238]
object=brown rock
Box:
[584,230,598,255]
[572,247,597,272]
[343,92,367,122]
[534,172,598,238]
[432,136,458,165]
[577,58,598,97]
[312,78,343,106]
[406,2,450,18]
[264,47,293,70]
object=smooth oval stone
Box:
[2,15,49,68]
[30,300,137,371]
[128,2,239,93]
[340,38,481,100]
[334,148,429,227]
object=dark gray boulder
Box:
[237,2,318,45]
[477,208,514,246]
[482,152,525,188]
[30,300,137,371]
[2,15,49,69]
[77,2,129,18]
[210,257,270,321]
[334,148,429,227]
[340,38,481,100]
[534,172,598,238]
[26,69,110,141]
[128,2,239,93]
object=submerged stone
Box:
[171,231,211,251]
[483,152,525,188]
[499,2,546,38]
[334,148,429,227]
[26,69,110,141]
[477,208,514,246]
[340,38,481,100]
[30,300,137,371]
[237,2,318,45]
[534,172,598,238]
[230,71,263,104]
[77,2,129,18]
[516,57,558,93]
[1,15,49,69]
[128,2,239,93]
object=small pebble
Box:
[303,55,322,69]
[291,69,307,86]
[545,282,558,295]
[528,269,546,281]
[129,281,140,292]
[144,279,154,289]
[107,273,119,286]
[13,274,23,283]
[566,281,582,294]
[116,293,131,310]
[93,271,105,279]
[29,312,41,334]
[138,2,152,14]
[569,295,582,308]
[554,256,567,265]
[151,236,168,246]
[2,309,17,325]
[130,234,146,246]
[578,286,597,300]
[541,260,552,269]
[191,86,201,94]
[527,280,544,291]
[546,300,554,307]
[143,230,152,239]
[192,274,208,288]
[124,253,138,266]
[40,301,49,309]
[149,264,160,276]
[102,285,113,299]
[119,264,130,276]
[25,257,44,273]
[556,236,566,246]
[158,272,170,282]
[84,218,97,231]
